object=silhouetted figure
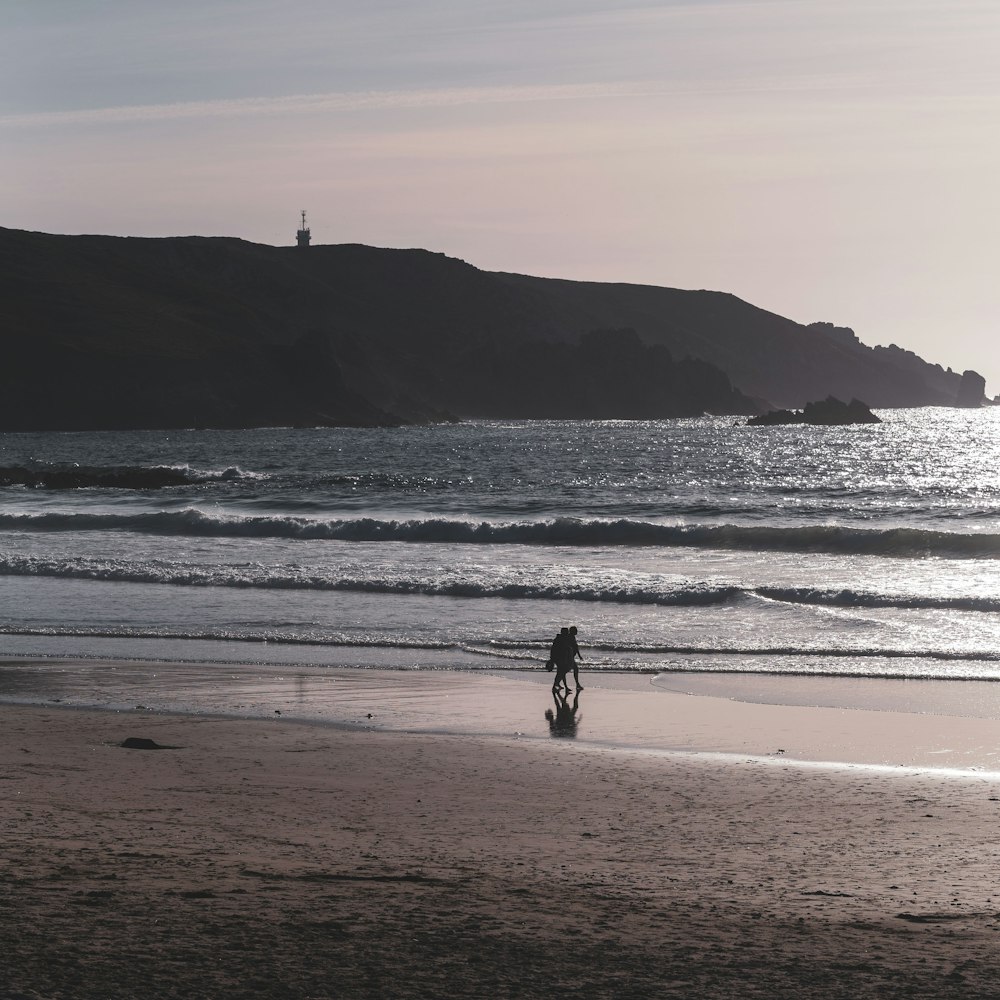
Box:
[545,689,581,738]
[545,630,560,672]
[550,627,573,693]
[568,625,583,690]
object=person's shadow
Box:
[545,689,582,738]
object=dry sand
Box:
[4,668,1000,998]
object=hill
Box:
[0,228,980,430]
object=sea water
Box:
[0,409,999,687]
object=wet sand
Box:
[6,656,1000,770]
[4,661,1000,998]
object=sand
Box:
[4,665,1000,998]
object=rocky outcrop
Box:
[956,369,987,407]
[0,230,759,429]
[449,328,757,419]
[0,227,984,429]
[747,397,881,426]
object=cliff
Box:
[0,228,980,430]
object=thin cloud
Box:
[3,69,975,132]
[0,81,679,129]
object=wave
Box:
[0,464,262,490]
[1,623,998,670]
[480,638,1000,662]
[0,623,456,650]
[0,554,739,606]
[600,645,1000,662]
[755,587,1000,614]
[2,509,1000,558]
[1,554,999,617]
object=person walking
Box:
[567,625,584,690]
[548,627,572,693]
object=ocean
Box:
[1,408,999,692]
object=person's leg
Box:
[573,662,582,690]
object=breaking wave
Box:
[0,554,739,605]
[755,587,1000,613]
[0,554,998,614]
[1,509,999,557]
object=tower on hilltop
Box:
[296,210,311,248]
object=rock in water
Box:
[747,396,881,426]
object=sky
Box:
[4,0,1000,394]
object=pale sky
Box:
[4,1,1000,394]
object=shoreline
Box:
[5,655,1000,773]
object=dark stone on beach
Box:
[747,396,881,426]
[120,737,174,750]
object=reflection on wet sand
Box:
[545,689,581,738]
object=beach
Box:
[5,664,1000,999]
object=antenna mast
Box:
[296,209,311,248]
